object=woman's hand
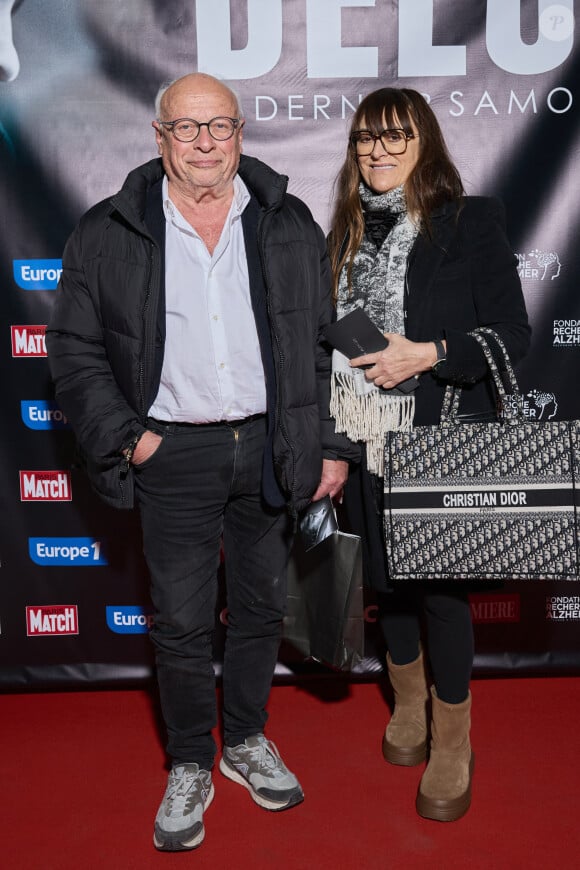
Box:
[349,333,443,389]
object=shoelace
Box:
[245,740,287,779]
[166,769,204,816]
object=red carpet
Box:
[3,677,579,869]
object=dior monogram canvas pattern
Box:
[384,419,580,580]
[383,328,580,581]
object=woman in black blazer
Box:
[327,87,530,822]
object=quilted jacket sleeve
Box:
[45,216,146,464]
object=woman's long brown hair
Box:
[328,88,464,298]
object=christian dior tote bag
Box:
[383,328,580,581]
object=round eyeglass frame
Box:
[350,127,416,156]
[156,116,243,142]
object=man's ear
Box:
[152,121,163,154]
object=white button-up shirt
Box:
[148,175,267,423]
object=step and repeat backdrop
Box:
[1,0,579,688]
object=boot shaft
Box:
[430,686,472,753]
[386,650,430,707]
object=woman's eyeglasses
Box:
[350,128,416,156]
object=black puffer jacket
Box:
[46,156,351,512]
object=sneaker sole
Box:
[153,782,215,851]
[218,757,303,812]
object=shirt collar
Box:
[161,174,250,223]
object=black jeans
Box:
[134,416,292,769]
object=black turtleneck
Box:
[363,209,399,249]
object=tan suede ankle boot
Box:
[416,686,474,822]
[382,650,430,766]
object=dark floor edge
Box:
[2,653,580,691]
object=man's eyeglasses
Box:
[156,116,243,142]
[350,128,416,156]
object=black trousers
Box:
[134,416,292,769]
[343,458,474,705]
[377,587,473,704]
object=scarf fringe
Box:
[330,372,415,477]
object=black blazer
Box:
[341,195,531,591]
[404,196,530,426]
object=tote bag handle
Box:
[440,327,524,424]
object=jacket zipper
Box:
[256,205,297,516]
[138,239,159,422]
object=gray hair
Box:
[154,76,244,119]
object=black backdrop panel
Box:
[1,0,579,686]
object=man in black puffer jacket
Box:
[46,73,351,852]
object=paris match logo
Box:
[26,605,79,636]
[20,471,72,502]
[11,325,47,357]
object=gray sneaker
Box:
[153,763,214,851]
[219,734,304,811]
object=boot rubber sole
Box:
[382,734,427,766]
[415,753,475,822]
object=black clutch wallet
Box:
[324,308,419,394]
